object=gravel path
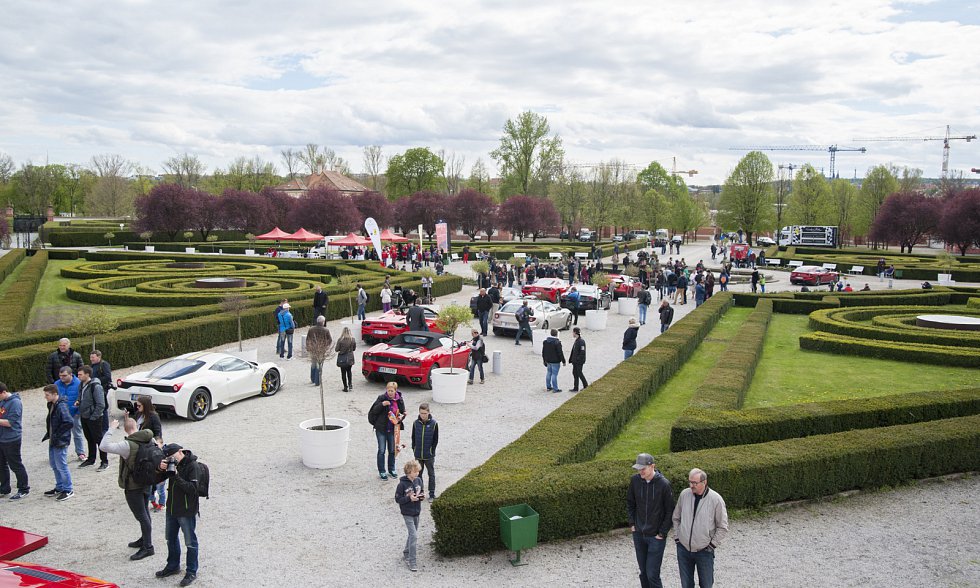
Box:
[1,241,977,587]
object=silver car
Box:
[492,298,573,335]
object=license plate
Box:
[379,367,398,374]
[373,330,388,335]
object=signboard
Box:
[364,217,382,265]
[435,222,449,253]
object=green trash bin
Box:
[499,503,539,566]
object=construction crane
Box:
[854,125,976,179]
[671,157,698,178]
[729,145,866,178]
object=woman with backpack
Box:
[334,327,357,392]
[134,396,165,511]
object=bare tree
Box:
[0,153,14,185]
[469,158,490,194]
[131,164,156,197]
[161,153,204,187]
[63,164,93,217]
[362,145,386,192]
[91,153,131,179]
[280,148,300,181]
[89,154,135,216]
[441,151,465,195]
[245,156,278,192]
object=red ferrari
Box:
[362,331,471,389]
[0,560,117,587]
[790,265,839,286]
[605,274,644,299]
[521,278,570,303]
[360,306,443,343]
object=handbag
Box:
[285,328,295,335]
[337,351,354,367]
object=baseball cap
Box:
[162,443,184,457]
[632,453,655,470]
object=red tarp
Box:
[329,232,372,246]
[254,227,293,240]
[286,228,325,241]
[379,228,409,242]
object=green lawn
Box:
[743,313,980,408]
[596,306,754,460]
[27,260,160,331]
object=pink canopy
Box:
[255,227,293,240]
[329,232,372,246]
[379,228,409,243]
[286,228,325,241]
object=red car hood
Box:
[0,560,117,587]
[362,313,407,326]
[367,344,428,358]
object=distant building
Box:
[274,172,370,198]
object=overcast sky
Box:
[2,0,978,185]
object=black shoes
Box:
[9,491,28,500]
[156,567,181,578]
[128,539,143,548]
[97,462,109,471]
[130,547,154,560]
[79,461,95,468]
[43,488,58,497]
[179,572,197,586]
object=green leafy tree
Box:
[857,165,899,241]
[104,231,115,246]
[717,151,775,245]
[80,306,119,352]
[432,304,473,374]
[828,179,859,247]
[637,161,687,200]
[385,148,444,198]
[551,165,587,236]
[490,111,564,197]
[787,164,831,225]
[670,192,710,240]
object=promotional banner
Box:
[418,223,424,253]
[435,222,449,254]
[364,217,383,265]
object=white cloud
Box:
[0,0,977,184]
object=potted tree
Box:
[430,303,473,404]
[220,294,257,362]
[299,328,350,468]
[78,306,119,352]
[244,233,256,256]
[587,273,611,330]
[183,231,195,253]
[336,274,357,323]
[104,231,115,247]
[206,233,219,253]
[140,231,154,252]
[617,265,640,316]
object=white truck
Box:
[308,236,348,259]
[778,226,838,247]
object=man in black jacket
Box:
[541,329,566,393]
[626,453,674,588]
[155,444,203,587]
[45,338,83,384]
[568,327,588,392]
[312,286,328,323]
[475,288,493,336]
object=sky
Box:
[2,0,979,185]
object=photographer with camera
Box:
[99,416,157,560]
[154,443,206,587]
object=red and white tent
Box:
[254,227,293,240]
[379,228,409,243]
[286,228,325,241]
[329,232,372,246]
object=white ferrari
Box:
[114,351,282,421]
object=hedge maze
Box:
[771,246,980,282]
[0,249,462,390]
[431,287,980,556]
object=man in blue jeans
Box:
[513,301,534,345]
[540,329,565,393]
[626,453,674,588]
[672,468,729,588]
[156,444,205,587]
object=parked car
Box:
[360,305,442,343]
[790,265,839,286]
[469,287,523,317]
[605,274,644,299]
[521,278,570,303]
[559,284,612,313]
[612,234,624,242]
[114,352,281,421]
[625,230,652,241]
[492,299,573,336]
[756,236,776,246]
[578,228,596,242]
[361,331,470,389]
[0,560,118,587]
[559,230,570,240]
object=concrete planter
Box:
[585,310,608,330]
[431,368,468,404]
[298,418,351,469]
[618,297,638,316]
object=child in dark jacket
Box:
[395,460,424,572]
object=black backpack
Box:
[129,442,166,487]
[195,461,210,499]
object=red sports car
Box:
[360,306,443,343]
[362,331,471,389]
[790,265,839,286]
[0,560,118,587]
[605,274,644,299]
[521,278,570,303]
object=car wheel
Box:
[564,315,572,330]
[493,327,503,336]
[260,369,281,397]
[187,388,211,421]
[423,363,439,390]
[542,320,550,330]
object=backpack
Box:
[195,460,210,499]
[364,290,371,303]
[129,441,166,487]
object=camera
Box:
[166,458,177,473]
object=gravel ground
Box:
[1,241,977,587]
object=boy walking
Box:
[411,404,439,501]
[395,460,425,572]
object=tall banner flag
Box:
[418,224,424,253]
[435,222,449,255]
[365,217,382,265]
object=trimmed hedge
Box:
[671,388,980,452]
[688,299,772,410]
[433,414,980,555]
[733,292,838,314]
[969,297,980,309]
[808,306,980,348]
[431,294,733,553]
[799,331,980,367]
[0,250,48,334]
[47,229,248,247]
[47,249,82,260]
[0,248,26,285]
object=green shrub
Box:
[0,248,26,285]
[969,297,980,309]
[808,306,980,348]
[799,331,980,367]
[671,388,980,451]
[0,250,48,334]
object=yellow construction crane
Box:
[729,144,866,178]
[672,157,698,178]
[854,125,976,179]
